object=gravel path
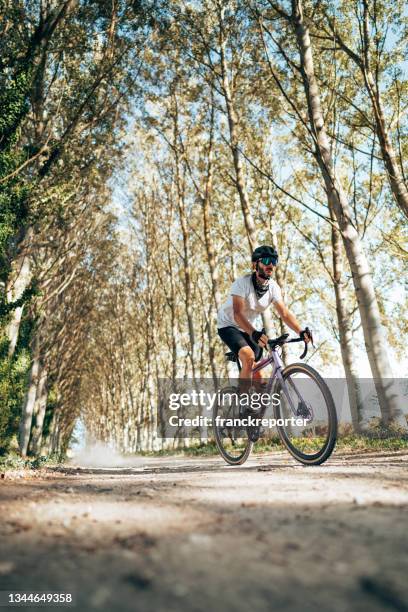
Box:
[1,451,408,612]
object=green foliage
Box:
[0,335,30,455]
[0,281,39,318]
[41,385,58,442]
[0,313,33,455]
[0,67,33,288]
[0,175,30,284]
[0,0,162,458]
[0,452,28,470]
[0,451,64,471]
[0,68,32,151]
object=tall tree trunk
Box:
[166,213,178,384]
[218,7,257,252]
[206,314,219,387]
[269,221,289,364]
[178,194,204,439]
[291,0,406,427]
[363,70,408,220]
[40,388,59,456]
[172,95,204,440]
[178,196,197,381]
[27,366,48,456]
[19,333,40,456]
[6,231,33,357]
[173,100,197,381]
[200,97,221,387]
[330,212,364,431]
[201,98,221,313]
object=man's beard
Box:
[256,263,272,281]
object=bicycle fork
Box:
[268,351,303,418]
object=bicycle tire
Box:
[213,386,253,465]
[274,363,337,465]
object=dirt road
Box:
[1,450,408,612]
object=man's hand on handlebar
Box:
[252,329,269,348]
[300,327,313,345]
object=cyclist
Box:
[217,245,312,384]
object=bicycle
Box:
[213,332,337,466]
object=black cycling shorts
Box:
[218,326,263,362]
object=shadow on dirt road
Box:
[0,451,407,612]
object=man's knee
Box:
[238,346,255,367]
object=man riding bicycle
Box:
[217,245,312,384]
[214,246,336,466]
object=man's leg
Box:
[238,345,255,379]
[236,346,254,417]
[252,368,267,387]
[218,326,263,392]
[238,345,255,393]
[242,333,266,387]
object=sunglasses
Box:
[258,256,278,266]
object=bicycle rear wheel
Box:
[274,363,337,465]
[213,386,253,465]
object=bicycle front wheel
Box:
[274,363,337,465]
[213,386,253,465]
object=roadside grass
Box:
[140,433,408,457]
[0,451,65,472]
[253,434,408,454]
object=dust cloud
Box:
[69,442,144,468]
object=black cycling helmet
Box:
[251,245,279,265]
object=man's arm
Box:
[273,300,310,341]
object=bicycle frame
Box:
[250,348,304,417]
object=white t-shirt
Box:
[217,273,282,330]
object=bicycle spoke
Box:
[275,365,337,463]
[213,386,252,465]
